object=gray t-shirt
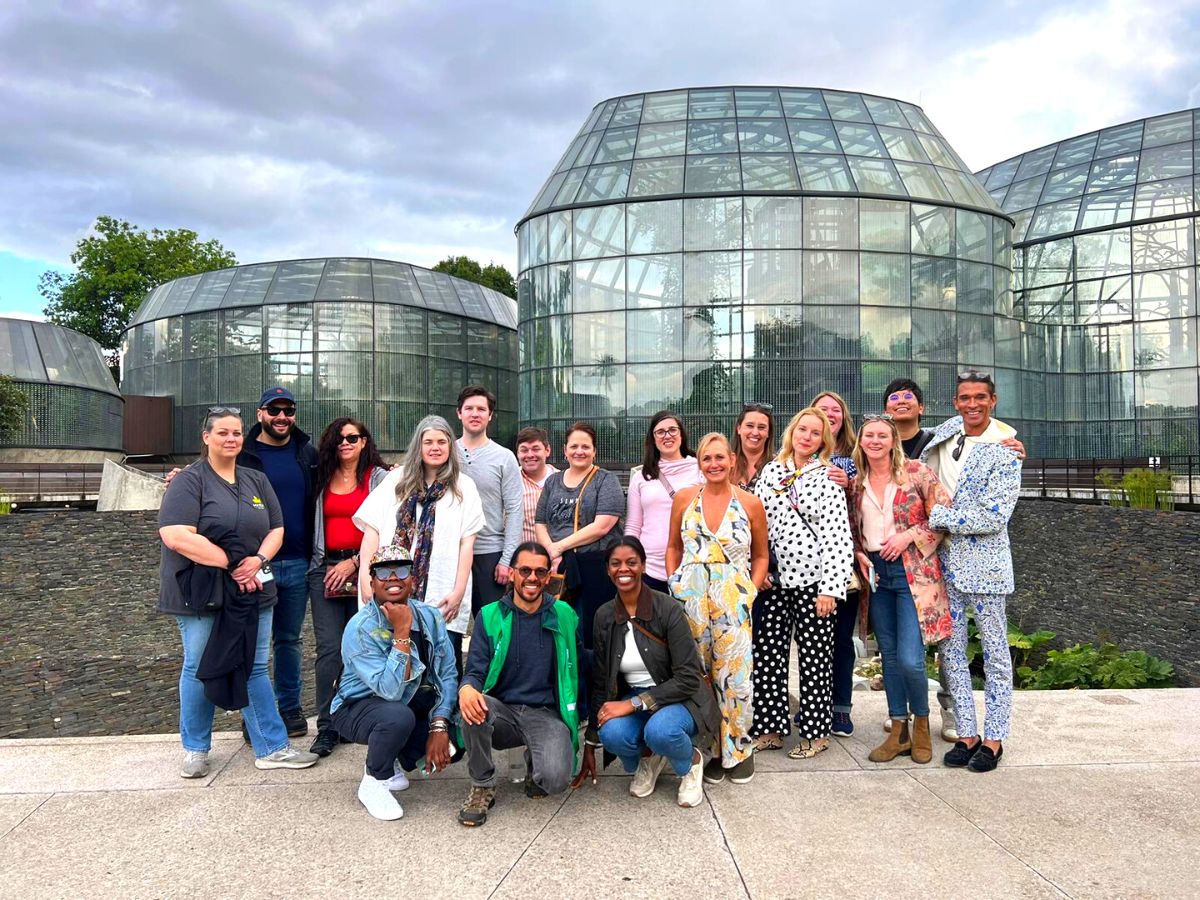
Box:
[456,439,523,561]
[535,468,625,555]
[157,461,283,616]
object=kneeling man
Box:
[332,544,459,820]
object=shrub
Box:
[1018,642,1174,690]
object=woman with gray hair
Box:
[354,415,484,672]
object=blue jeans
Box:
[868,553,929,718]
[832,590,859,714]
[270,557,309,712]
[598,702,698,776]
[176,609,290,757]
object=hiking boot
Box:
[831,711,854,737]
[729,754,755,784]
[629,754,667,798]
[358,770,403,821]
[254,745,319,770]
[309,729,338,757]
[703,759,726,784]
[180,750,210,779]
[677,753,704,807]
[459,785,497,826]
[280,708,308,738]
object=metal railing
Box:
[0,462,175,505]
[1021,456,1199,509]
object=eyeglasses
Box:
[957,369,992,383]
[887,391,916,403]
[652,426,680,439]
[951,431,968,461]
[371,563,413,581]
[515,566,551,579]
[205,406,241,418]
[861,413,894,423]
[743,401,774,413]
[263,405,297,417]
[337,434,363,445]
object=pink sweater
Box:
[626,455,704,581]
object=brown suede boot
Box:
[868,719,912,762]
[911,715,933,764]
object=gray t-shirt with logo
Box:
[535,468,625,555]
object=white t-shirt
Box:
[353,467,484,634]
[619,622,656,689]
[937,419,1008,497]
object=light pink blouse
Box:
[860,479,899,552]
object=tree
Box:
[40,216,236,353]
[0,375,30,442]
[432,255,517,299]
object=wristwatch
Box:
[255,553,269,567]
[630,695,644,711]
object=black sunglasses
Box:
[371,563,413,581]
[337,434,363,445]
[263,405,297,417]
[951,431,968,461]
[205,405,241,418]
[743,401,774,413]
[515,565,551,579]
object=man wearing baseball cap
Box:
[238,387,320,738]
[331,543,459,820]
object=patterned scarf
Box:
[394,481,447,602]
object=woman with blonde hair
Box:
[666,432,769,785]
[354,415,484,673]
[752,408,854,759]
[850,414,952,764]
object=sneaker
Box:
[180,750,210,779]
[729,754,755,784]
[254,745,320,770]
[280,709,308,738]
[677,754,704,808]
[382,761,410,792]
[629,754,668,798]
[309,728,338,757]
[968,743,1003,773]
[831,711,854,737]
[458,785,497,827]
[357,770,403,821]
[943,739,982,768]
[703,759,726,785]
[940,709,959,743]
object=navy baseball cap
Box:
[258,387,296,408]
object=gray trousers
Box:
[462,696,573,794]
[308,570,359,732]
[936,646,957,725]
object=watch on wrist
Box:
[630,695,644,711]
[255,553,269,567]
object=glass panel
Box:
[1026,198,1082,240]
[1137,142,1193,182]
[221,307,262,355]
[684,196,743,250]
[374,304,426,354]
[803,306,859,357]
[860,307,910,359]
[744,196,803,249]
[265,304,313,354]
[548,210,572,262]
[627,200,682,254]
[743,250,802,305]
[957,260,994,313]
[803,250,858,304]
[688,88,735,119]
[790,120,841,153]
[1076,276,1133,324]
[893,162,952,202]
[628,157,685,196]
[1003,176,1046,210]
[1076,229,1131,279]
[627,254,683,308]
[863,96,907,128]
[264,260,324,305]
[577,162,632,202]
[958,314,994,366]
[573,205,625,259]
[624,363,678,415]
[159,275,202,316]
[743,305,802,358]
[937,168,991,208]
[375,353,428,402]
[737,119,791,152]
[684,154,742,192]
[635,122,687,157]
[1014,146,1056,181]
[684,251,742,305]
[530,216,550,267]
[912,308,956,361]
[917,133,957,168]
[1137,369,1198,414]
[1141,111,1192,148]
[316,351,372,399]
[956,210,991,262]
[573,258,625,312]
[780,89,829,119]
[554,135,586,173]
[187,269,236,311]
[684,308,743,366]
[859,199,909,252]
[315,301,372,352]
[833,123,883,157]
[984,158,1020,189]
[740,155,800,191]
[911,204,954,257]
[1053,133,1098,169]
[1087,154,1139,192]
[1134,269,1194,320]
[734,88,783,118]
[1136,322,1197,369]
[221,263,276,308]
[611,96,643,127]
[371,261,424,306]
[641,91,689,123]
[314,259,372,301]
[553,168,586,205]
[594,126,639,163]
[898,102,938,136]
[845,158,907,197]
[1078,186,1135,229]
[1132,219,1194,272]
[804,197,859,249]
[428,312,466,360]
[795,155,855,192]
[1025,237,1075,287]
[1040,163,1089,202]
[0,320,47,380]
[878,127,930,163]
[628,309,683,362]
[821,91,871,122]
[687,120,738,154]
[412,268,465,315]
[572,311,626,366]
[1134,177,1194,218]
[911,256,955,309]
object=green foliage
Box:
[1018,641,1174,690]
[432,255,517,299]
[40,216,236,353]
[1097,468,1175,511]
[0,374,30,441]
[1006,621,1057,671]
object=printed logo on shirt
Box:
[250,495,266,510]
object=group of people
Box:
[157,373,1024,824]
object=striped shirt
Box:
[521,465,558,544]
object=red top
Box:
[323,469,373,552]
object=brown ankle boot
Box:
[868,718,912,762]
[911,715,932,764]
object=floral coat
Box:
[849,460,953,645]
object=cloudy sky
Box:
[1,0,1198,317]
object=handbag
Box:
[323,563,358,600]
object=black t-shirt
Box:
[902,429,934,460]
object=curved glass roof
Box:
[127,257,518,331]
[0,317,119,395]
[975,107,1199,245]
[519,86,1004,225]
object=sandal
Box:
[787,738,830,760]
[753,734,783,751]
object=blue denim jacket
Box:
[331,599,459,720]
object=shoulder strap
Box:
[630,618,667,647]
[657,471,677,498]
[572,466,600,534]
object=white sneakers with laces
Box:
[629,753,668,798]
[358,768,404,820]
[180,750,210,779]
[677,755,704,808]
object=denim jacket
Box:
[920,416,1021,595]
[330,599,458,720]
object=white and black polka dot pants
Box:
[751,583,833,740]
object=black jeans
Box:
[307,568,358,732]
[832,590,860,715]
[331,689,436,779]
[471,551,506,619]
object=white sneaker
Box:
[358,770,404,821]
[180,750,210,779]
[677,756,704,808]
[629,753,667,798]
[382,760,410,791]
[940,709,959,742]
[254,744,320,770]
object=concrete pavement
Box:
[1,687,1197,899]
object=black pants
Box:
[471,551,506,619]
[568,551,614,651]
[331,690,436,779]
[307,569,358,732]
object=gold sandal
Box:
[787,738,829,760]
[754,734,783,751]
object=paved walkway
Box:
[1,687,1197,899]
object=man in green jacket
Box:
[457,542,582,827]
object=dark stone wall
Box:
[1007,501,1199,686]
[0,501,1194,738]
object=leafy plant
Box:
[1018,642,1174,690]
[1098,468,1175,511]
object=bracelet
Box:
[392,637,412,650]
[584,739,602,749]
[428,723,449,733]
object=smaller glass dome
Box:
[0,316,118,395]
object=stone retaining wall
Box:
[0,501,1194,738]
